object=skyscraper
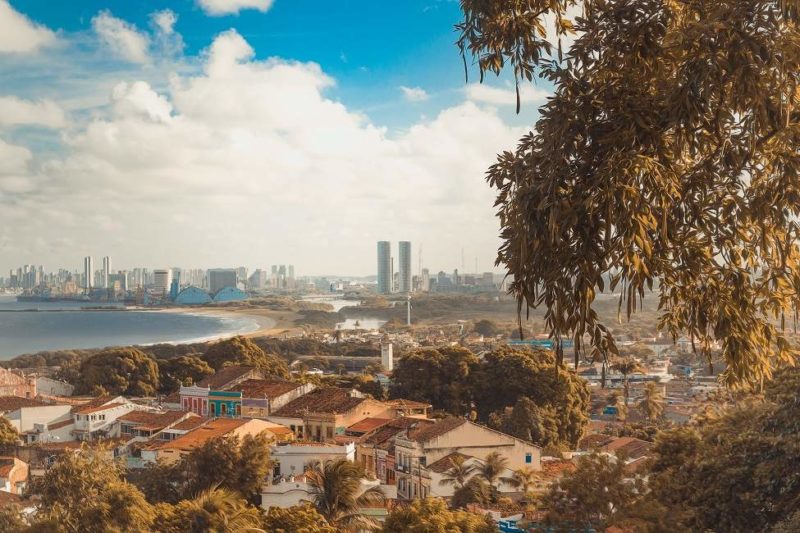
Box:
[377,241,391,294]
[153,269,172,295]
[208,268,237,294]
[83,256,93,290]
[102,256,111,288]
[398,241,411,293]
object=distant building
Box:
[101,256,111,289]
[174,286,212,305]
[208,269,238,294]
[153,269,172,295]
[421,268,431,292]
[381,341,393,372]
[83,256,93,290]
[398,241,411,293]
[377,241,391,294]
[212,286,247,302]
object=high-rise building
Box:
[83,256,94,290]
[208,269,238,294]
[153,269,172,295]
[102,256,111,288]
[398,241,411,293]
[377,241,391,294]
[421,268,431,292]
[288,265,295,279]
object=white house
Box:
[72,396,142,441]
[261,473,380,512]
[0,399,73,444]
[270,441,356,480]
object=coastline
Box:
[154,306,301,339]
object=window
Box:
[220,404,227,415]
[525,453,532,464]
[326,427,333,439]
[91,415,96,421]
[99,414,105,421]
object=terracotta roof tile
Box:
[407,417,466,443]
[71,396,115,414]
[0,396,50,411]
[197,366,257,390]
[158,418,248,451]
[604,437,652,460]
[386,399,432,410]
[427,452,472,474]
[118,410,195,431]
[346,418,391,434]
[47,419,74,430]
[271,387,366,418]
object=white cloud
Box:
[465,83,548,106]
[1,30,524,275]
[400,86,429,102]
[92,11,150,64]
[197,0,274,16]
[0,96,65,128]
[151,10,177,35]
[0,0,55,54]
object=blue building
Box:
[212,286,247,303]
[174,286,212,305]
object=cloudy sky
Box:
[0,0,551,276]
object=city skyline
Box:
[0,0,540,276]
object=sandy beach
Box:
[157,306,302,339]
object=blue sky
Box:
[0,1,552,276]
[10,0,532,130]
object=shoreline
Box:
[154,306,301,339]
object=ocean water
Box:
[0,295,258,360]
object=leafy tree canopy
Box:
[262,504,337,533]
[648,365,800,531]
[382,498,496,533]
[74,347,159,396]
[0,417,20,449]
[156,354,214,394]
[203,336,290,378]
[458,0,800,388]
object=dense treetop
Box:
[459,0,800,388]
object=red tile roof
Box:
[0,396,50,411]
[197,366,257,390]
[158,418,249,451]
[71,396,115,414]
[47,418,74,430]
[229,379,301,399]
[386,399,432,410]
[118,410,194,431]
[407,417,466,443]
[271,387,367,418]
[346,418,391,434]
[604,437,652,460]
[427,452,472,474]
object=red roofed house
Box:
[0,457,29,495]
[229,379,315,418]
[71,396,142,441]
[144,418,293,465]
[267,387,397,442]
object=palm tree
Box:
[438,454,475,490]
[509,467,540,495]
[612,391,628,422]
[611,357,644,405]
[179,487,264,532]
[476,451,513,501]
[638,381,665,422]
[305,459,384,532]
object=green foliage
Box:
[543,453,658,532]
[459,0,800,388]
[451,476,491,510]
[638,382,664,422]
[648,366,800,531]
[202,336,290,378]
[382,498,496,533]
[472,319,500,337]
[495,396,559,448]
[438,454,474,490]
[305,459,384,531]
[0,417,20,448]
[390,346,480,415]
[160,487,264,533]
[74,347,159,396]
[137,433,272,505]
[30,448,156,533]
[156,355,214,393]
[472,347,590,448]
[262,504,337,533]
[0,505,26,533]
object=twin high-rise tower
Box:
[377,241,411,294]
